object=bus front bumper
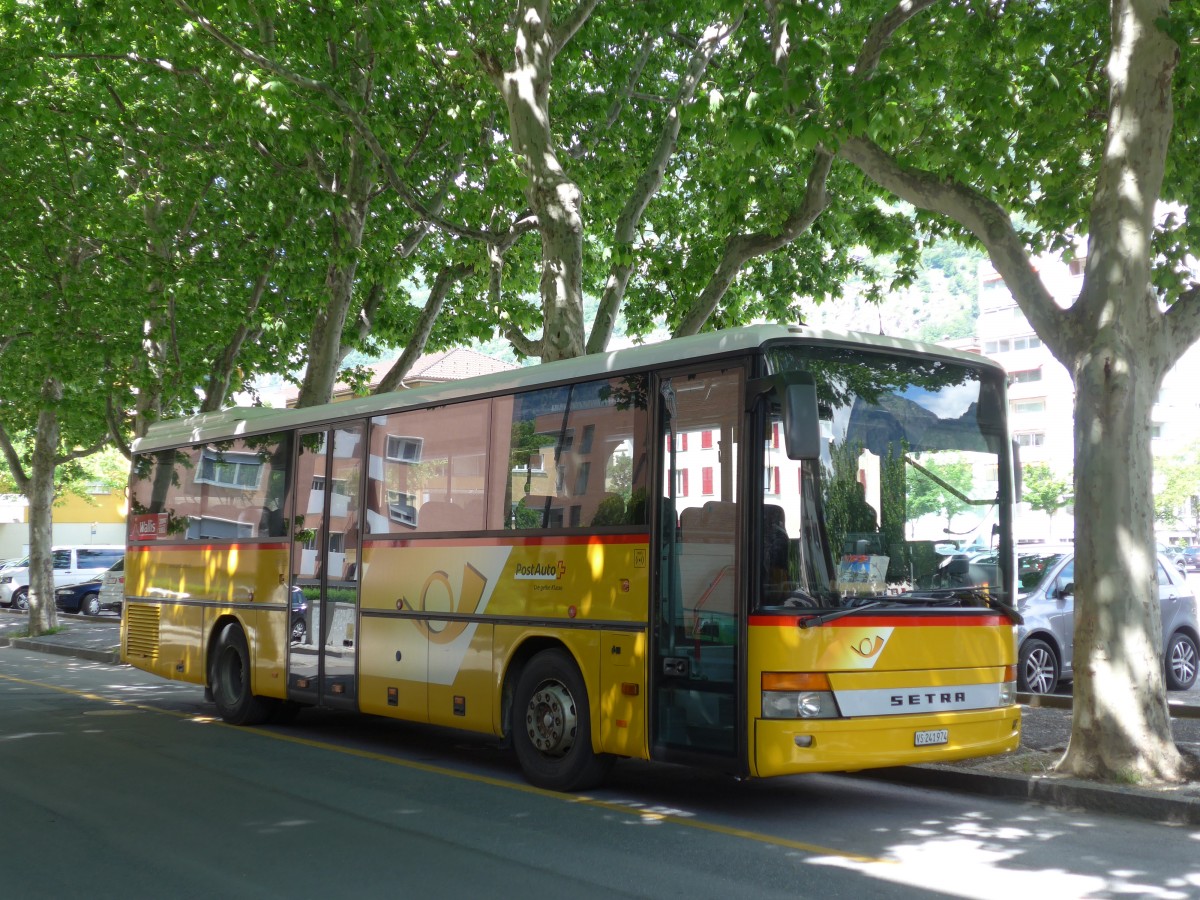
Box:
[753,705,1021,778]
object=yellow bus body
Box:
[124,537,1016,775]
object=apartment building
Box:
[974,257,1200,543]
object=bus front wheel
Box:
[210,623,276,725]
[513,649,613,792]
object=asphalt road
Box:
[3,646,1200,899]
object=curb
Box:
[860,763,1200,826]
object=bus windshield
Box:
[760,343,1011,613]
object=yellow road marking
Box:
[0,670,886,864]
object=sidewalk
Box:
[3,612,1200,825]
[0,611,122,664]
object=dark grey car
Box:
[1015,546,1199,694]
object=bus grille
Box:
[125,604,161,659]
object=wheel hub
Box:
[525,682,577,757]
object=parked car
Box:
[1158,542,1187,573]
[290,586,310,643]
[1183,547,1200,574]
[54,578,105,615]
[1016,546,1199,694]
[0,546,125,610]
[96,558,125,614]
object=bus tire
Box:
[513,649,613,792]
[210,623,276,725]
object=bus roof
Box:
[133,323,1000,453]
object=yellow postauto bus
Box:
[123,324,1020,790]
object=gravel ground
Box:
[952,689,1200,786]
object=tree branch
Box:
[105,393,133,460]
[56,438,108,466]
[673,150,835,337]
[42,52,211,86]
[0,424,30,493]
[551,0,602,56]
[673,0,932,339]
[836,136,1065,353]
[589,15,741,353]
[374,262,474,393]
[489,242,541,358]
[853,0,941,76]
[1162,283,1200,363]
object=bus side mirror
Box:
[782,380,821,460]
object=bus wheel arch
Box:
[508,644,613,792]
[209,619,276,725]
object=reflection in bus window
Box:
[366,400,490,535]
[491,375,649,531]
[128,432,292,542]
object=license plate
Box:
[914,728,949,747]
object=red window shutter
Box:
[702,467,713,495]
[772,422,780,449]
[701,430,713,449]
[774,468,780,494]
[681,432,688,452]
[681,469,689,496]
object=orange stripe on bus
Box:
[361,533,650,549]
[748,614,1008,628]
[129,542,292,552]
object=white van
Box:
[0,546,125,610]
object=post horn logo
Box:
[396,564,487,644]
[849,634,887,659]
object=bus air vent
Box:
[125,604,161,660]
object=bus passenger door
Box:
[288,424,365,710]
[652,366,745,765]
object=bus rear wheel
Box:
[513,649,612,792]
[210,623,276,725]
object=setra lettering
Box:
[890,691,968,707]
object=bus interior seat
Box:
[678,506,705,537]
[417,501,469,533]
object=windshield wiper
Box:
[800,600,883,628]
[901,588,1024,625]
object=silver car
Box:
[1016,545,1200,694]
[96,558,125,614]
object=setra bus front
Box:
[747,337,1020,775]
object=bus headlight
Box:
[999,665,1017,705]
[762,673,840,719]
